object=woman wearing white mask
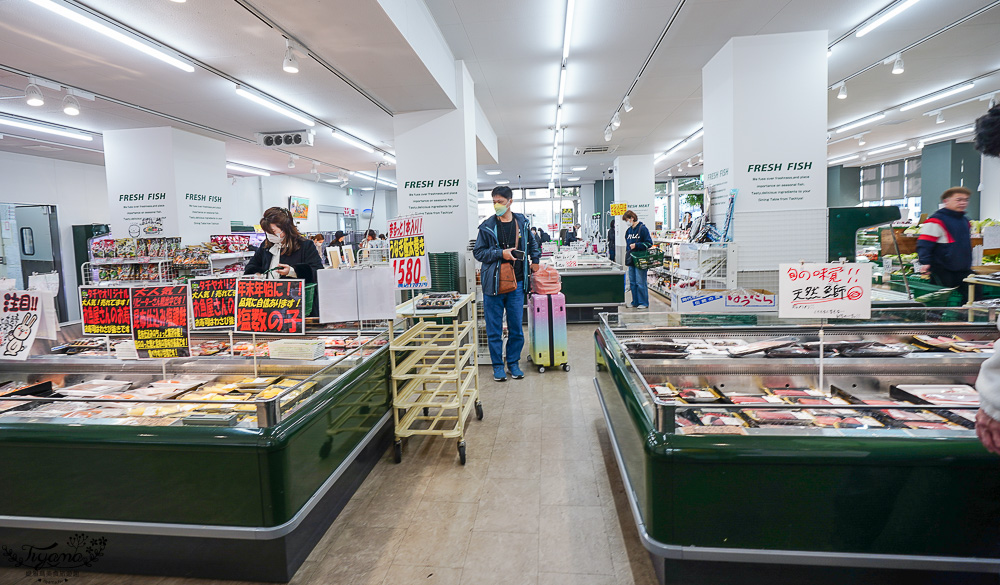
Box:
[244,207,325,313]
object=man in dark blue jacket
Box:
[473,186,541,382]
[623,210,653,309]
[917,187,972,289]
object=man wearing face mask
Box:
[244,207,325,315]
[474,186,541,382]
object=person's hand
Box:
[502,248,515,261]
[530,263,540,273]
[977,409,1000,455]
[919,264,930,274]
[630,243,636,250]
[275,264,292,277]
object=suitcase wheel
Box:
[538,366,546,373]
[562,364,571,372]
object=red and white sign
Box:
[778,263,872,319]
[389,216,432,290]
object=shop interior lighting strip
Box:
[0,114,95,141]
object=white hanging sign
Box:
[778,263,872,319]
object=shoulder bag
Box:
[498,221,519,294]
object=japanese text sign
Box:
[80,286,132,336]
[131,285,191,359]
[778,263,872,319]
[389,216,431,290]
[609,203,627,216]
[0,291,42,361]
[235,279,305,335]
[190,276,238,329]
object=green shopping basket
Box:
[631,249,664,270]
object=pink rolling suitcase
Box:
[527,293,570,373]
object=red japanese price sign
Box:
[80,286,132,336]
[131,285,191,359]
[778,263,872,319]
[235,279,305,335]
[388,216,432,290]
[190,276,237,329]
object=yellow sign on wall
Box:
[609,203,627,216]
[561,208,574,225]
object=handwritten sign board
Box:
[678,244,699,270]
[609,203,627,216]
[190,276,237,329]
[80,286,132,336]
[235,279,305,335]
[671,289,776,313]
[388,216,431,290]
[778,263,872,319]
[0,291,42,361]
[131,285,191,359]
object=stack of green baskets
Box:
[428,252,459,292]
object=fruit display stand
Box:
[594,308,1000,585]
[0,334,393,582]
[390,293,483,464]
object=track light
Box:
[936,112,945,124]
[687,158,693,167]
[383,153,396,165]
[282,42,299,74]
[235,85,314,127]
[331,129,375,153]
[891,56,904,75]
[604,126,612,142]
[611,111,621,131]
[310,161,319,174]
[908,141,918,151]
[858,136,866,146]
[61,95,80,116]
[837,84,847,100]
[622,95,633,113]
[25,84,44,107]
[287,155,296,169]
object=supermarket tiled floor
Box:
[0,296,666,585]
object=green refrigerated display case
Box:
[556,261,626,322]
[593,309,1000,585]
[0,335,393,582]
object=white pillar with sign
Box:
[702,31,828,286]
[394,62,478,273]
[613,154,655,262]
[104,127,230,244]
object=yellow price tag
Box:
[610,203,627,216]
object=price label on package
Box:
[778,263,872,319]
[389,216,432,290]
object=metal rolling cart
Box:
[390,292,483,464]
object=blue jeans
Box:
[627,265,648,307]
[484,280,524,367]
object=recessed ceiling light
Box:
[570,166,587,171]
[485,170,502,175]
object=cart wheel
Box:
[562,364,571,372]
[422,407,429,416]
[457,441,467,465]
[393,440,402,464]
[538,366,546,373]
[475,401,484,420]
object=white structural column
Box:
[104,127,229,243]
[613,154,655,260]
[703,31,828,273]
[394,61,479,257]
[981,155,1000,220]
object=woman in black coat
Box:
[244,207,324,284]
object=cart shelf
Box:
[393,366,477,410]
[389,319,475,351]
[391,344,476,380]
[395,389,480,440]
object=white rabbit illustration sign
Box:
[0,291,41,361]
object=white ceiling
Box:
[0,0,997,189]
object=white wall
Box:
[982,154,1000,220]
[0,151,110,322]
[228,175,397,235]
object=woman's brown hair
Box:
[621,210,638,222]
[260,207,302,254]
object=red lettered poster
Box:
[190,276,237,329]
[80,286,132,336]
[388,216,431,289]
[131,285,191,358]
[235,279,305,335]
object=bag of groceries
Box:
[531,265,562,294]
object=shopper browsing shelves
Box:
[473,186,541,382]
[244,207,324,315]
[917,187,973,289]
[623,210,652,309]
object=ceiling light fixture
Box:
[687,158,693,167]
[867,143,909,156]
[382,153,396,165]
[567,177,580,182]
[891,56,904,75]
[310,161,319,174]
[226,162,270,176]
[936,112,945,124]
[900,82,976,112]
[828,154,859,165]
[858,135,866,146]
[554,106,563,131]
[604,126,612,142]
[557,66,567,105]
[282,40,299,74]
[235,85,314,127]
[24,83,44,107]
[28,0,196,72]
[61,94,80,116]
[835,112,886,133]
[354,171,396,188]
[170,0,186,3]
[622,95,633,113]
[924,125,975,142]
[856,0,921,38]
[485,170,502,176]
[331,128,375,153]
[287,156,296,169]
[495,180,510,185]
[562,0,576,61]
[571,166,587,171]
[837,84,847,100]
[611,111,621,131]
[0,116,93,141]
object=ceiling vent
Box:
[574,145,618,156]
